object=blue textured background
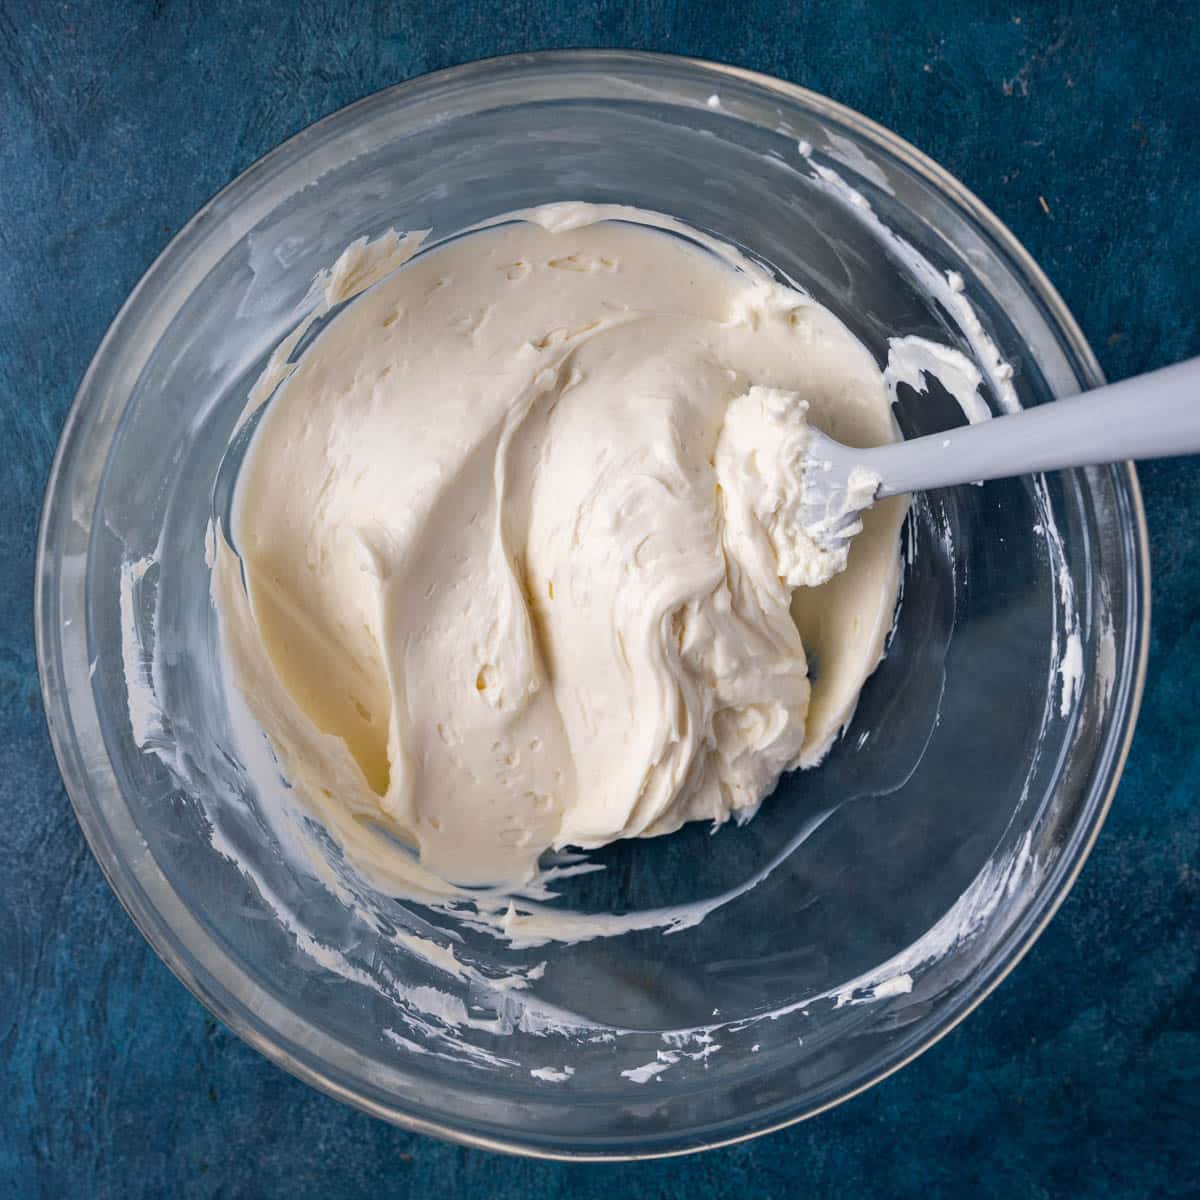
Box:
[2,2,1198,1196]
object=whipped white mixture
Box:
[212,204,906,886]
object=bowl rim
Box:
[35,48,1150,1161]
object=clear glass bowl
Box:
[36,51,1148,1158]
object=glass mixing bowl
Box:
[36,51,1148,1158]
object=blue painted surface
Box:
[2,1,1198,1195]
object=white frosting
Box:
[716,386,870,589]
[884,335,993,426]
[212,204,906,886]
[118,555,162,748]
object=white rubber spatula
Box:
[801,357,1200,551]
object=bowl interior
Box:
[39,54,1144,1157]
